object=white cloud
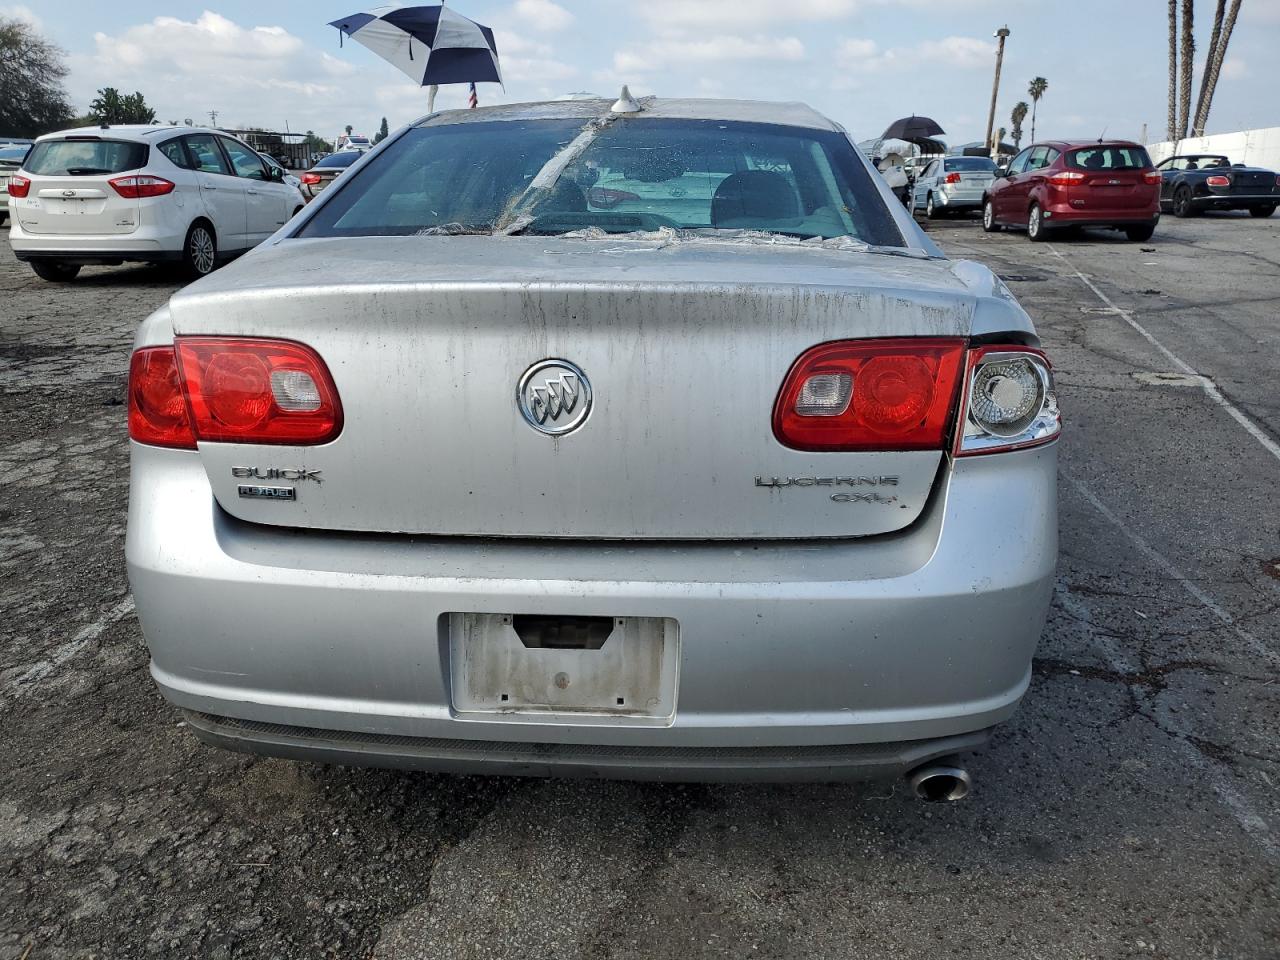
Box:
[0,4,41,30]
[1221,58,1247,80]
[837,34,992,74]
[639,0,860,26]
[614,35,806,74]
[510,0,575,31]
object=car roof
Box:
[34,124,240,143]
[419,97,841,132]
[1030,139,1146,151]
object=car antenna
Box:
[1097,126,1108,144]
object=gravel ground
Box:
[2,213,1278,959]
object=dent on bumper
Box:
[126,443,1057,754]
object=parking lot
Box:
[2,212,1278,959]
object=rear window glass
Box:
[300,118,905,246]
[1067,146,1152,171]
[24,139,148,176]
[945,157,995,172]
[0,146,28,162]
[316,152,360,168]
[159,138,193,169]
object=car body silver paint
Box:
[127,442,1056,766]
[126,97,1056,779]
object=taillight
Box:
[128,347,197,449]
[174,337,342,445]
[1143,171,1162,185]
[955,346,1060,456]
[301,172,322,185]
[109,175,175,198]
[587,187,641,209]
[944,172,962,184]
[773,338,966,451]
[1206,175,1231,187]
[1047,171,1087,187]
[7,174,30,198]
[1275,176,1280,187]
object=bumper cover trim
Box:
[184,709,992,782]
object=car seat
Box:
[710,171,799,226]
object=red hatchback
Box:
[983,140,1161,242]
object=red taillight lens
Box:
[1143,171,1163,185]
[301,172,322,185]
[175,337,342,445]
[128,347,197,449]
[955,346,1060,456]
[1047,171,1087,187]
[944,172,962,184]
[7,174,30,198]
[109,175,175,198]
[1206,175,1231,187]
[773,338,966,451]
[587,187,641,209]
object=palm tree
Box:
[1010,101,1029,149]
[1194,0,1243,136]
[1177,0,1194,138]
[1028,77,1048,142]
[1167,0,1178,141]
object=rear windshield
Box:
[316,152,360,168]
[0,146,28,162]
[300,117,905,246]
[24,138,148,176]
[1066,145,1152,171]
[945,157,995,172]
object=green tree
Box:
[1010,101,1029,149]
[88,87,156,124]
[302,130,334,153]
[0,16,73,136]
[1028,77,1048,142]
[374,116,389,143]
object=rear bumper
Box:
[1189,193,1279,209]
[934,191,984,210]
[126,442,1058,780]
[184,710,993,782]
[8,218,182,263]
[1042,203,1159,227]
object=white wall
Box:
[1148,127,1280,170]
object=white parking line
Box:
[1048,244,1280,466]
[5,596,136,700]
[1065,475,1274,666]
[1061,481,1278,860]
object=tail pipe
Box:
[907,762,972,802]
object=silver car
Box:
[912,156,998,219]
[126,96,1059,792]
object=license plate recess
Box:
[448,613,678,722]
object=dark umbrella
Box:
[881,115,946,144]
[330,5,502,94]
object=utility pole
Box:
[208,109,219,128]
[985,26,1011,156]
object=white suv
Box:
[7,125,305,282]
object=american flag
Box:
[468,82,479,109]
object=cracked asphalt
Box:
[2,212,1278,959]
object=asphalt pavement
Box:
[2,212,1278,959]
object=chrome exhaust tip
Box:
[908,763,972,802]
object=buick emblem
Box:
[517,359,592,436]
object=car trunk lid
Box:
[169,236,983,540]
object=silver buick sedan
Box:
[125,95,1059,796]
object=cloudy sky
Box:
[6,0,1279,145]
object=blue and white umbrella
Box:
[330,5,502,93]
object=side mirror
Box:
[994,167,1009,178]
[269,166,284,182]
